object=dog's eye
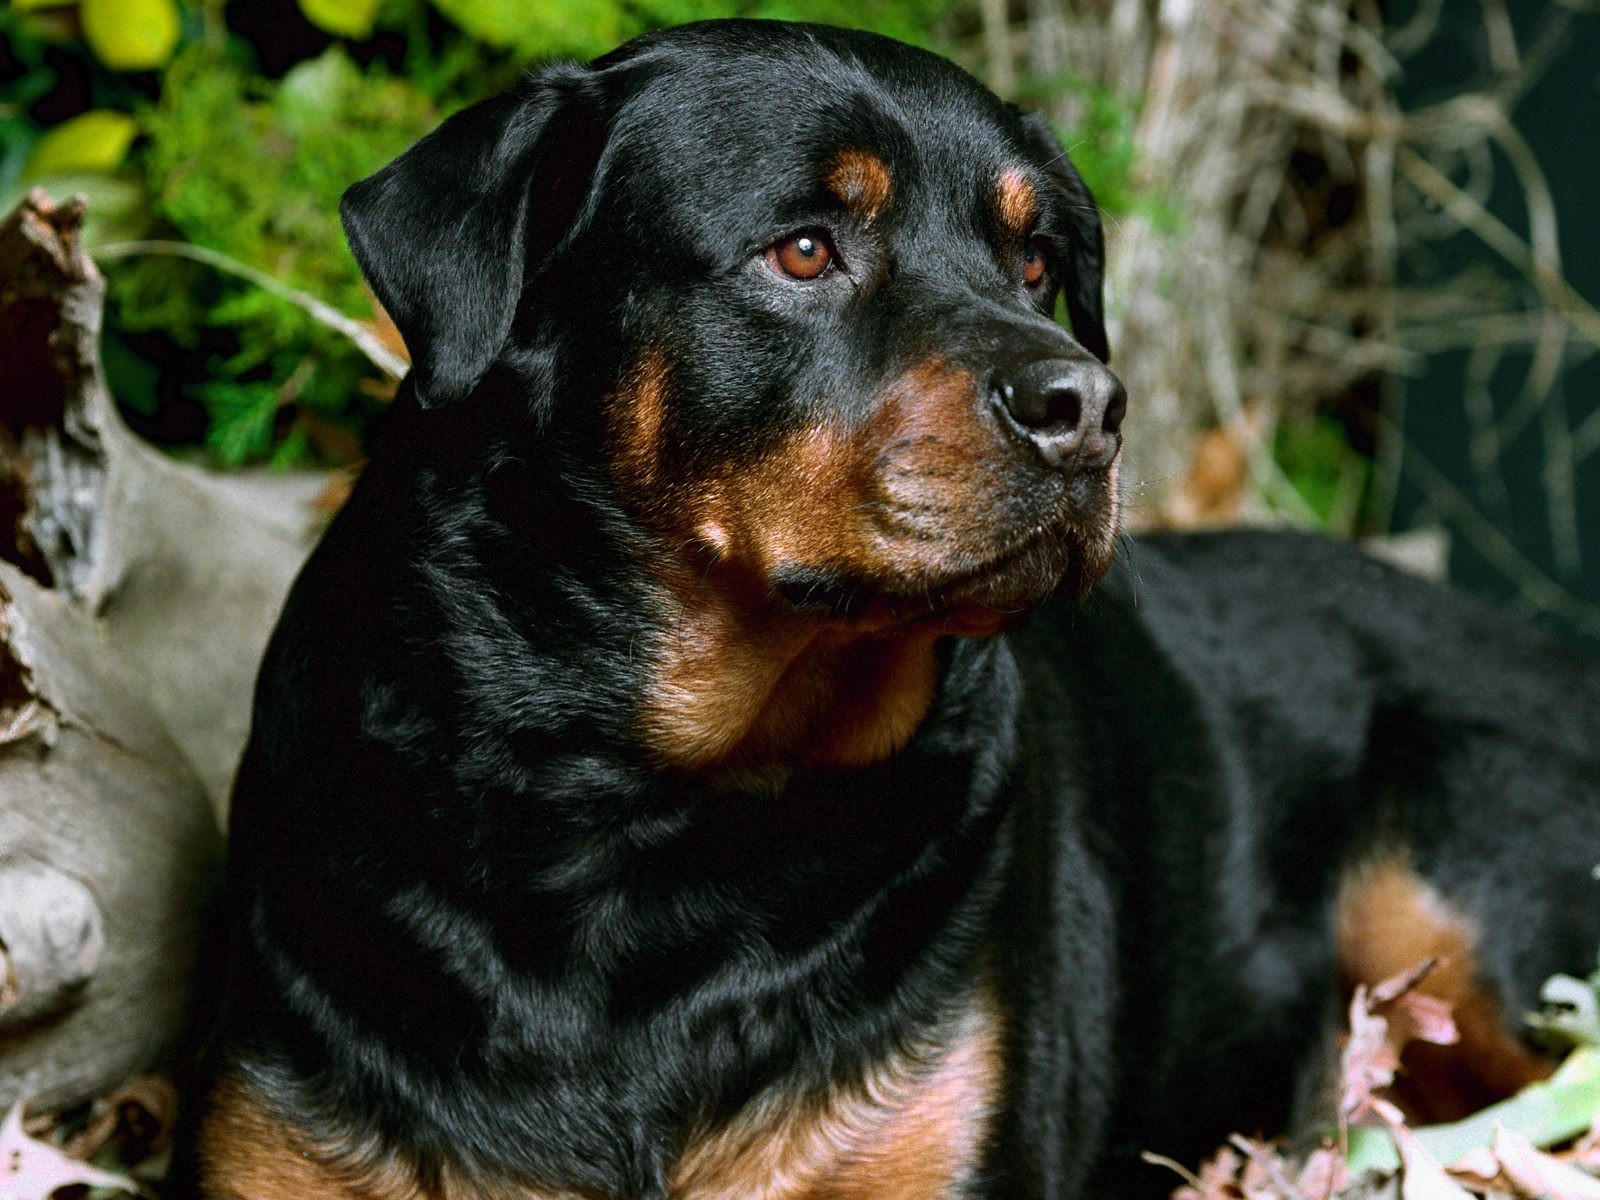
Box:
[765,231,835,281]
[1023,236,1049,287]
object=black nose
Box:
[991,358,1126,470]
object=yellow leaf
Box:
[22,110,138,180]
[81,0,180,71]
[298,0,383,39]
[430,0,628,57]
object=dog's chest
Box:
[198,990,1004,1200]
[666,988,1004,1199]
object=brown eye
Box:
[766,231,834,280]
[1023,236,1048,287]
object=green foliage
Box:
[100,43,438,465]
[22,109,136,179]
[298,0,385,39]
[1272,411,1370,532]
[139,47,433,313]
[1529,949,1600,1050]
[428,0,954,60]
[1018,75,1178,229]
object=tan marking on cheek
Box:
[671,984,1004,1199]
[624,359,1016,775]
[1337,857,1556,1124]
[607,347,673,516]
[996,169,1038,236]
[826,150,893,222]
[868,358,1005,554]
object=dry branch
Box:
[973,0,1600,639]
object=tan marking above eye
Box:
[1023,236,1048,287]
[996,169,1039,237]
[766,232,835,281]
[826,150,893,221]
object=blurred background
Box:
[2,0,1597,652]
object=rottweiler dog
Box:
[192,18,1600,1200]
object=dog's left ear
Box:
[1019,110,1109,364]
[341,65,607,408]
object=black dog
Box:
[194,19,1600,1200]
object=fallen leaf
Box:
[1169,1144,1246,1200]
[1341,960,1459,1128]
[60,1076,177,1163]
[1230,1135,1299,1200]
[1297,1144,1352,1200]
[1450,1145,1501,1185]
[1342,983,1404,1125]
[1379,1103,1476,1200]
[0,1101,144,1199]
[1493,1124,1600,1200]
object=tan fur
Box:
[1337,856,1555,1122]
[826,150,892,222]
[198,1076,451,1200]
[996,170,1038,236]
[606,354,1032,776]
[669,982,1004,1199]
[605,350,1116,775]
[199,989,1003,1200]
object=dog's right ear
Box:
[341,66,606,408]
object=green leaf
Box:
[21,110,137,180]
[1346,1046,1600,1174]
[81,0,180,71]
[428,0,631,58]
[278,46,363,121]
[200,379,282,467]
[297,0,383,40]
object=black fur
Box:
[210,20,1600,1200]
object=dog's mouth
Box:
[769,510,1115,636]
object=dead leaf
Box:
[1493,1124,1600,1200]
[1168,1144,1247,1200]
[1379,1103,1476,1200]
[1570,1108,1600,1168]
[0,1101,144,1199]
[1451,1145,1501,1185]
[1341,960,1459,1127]
[1342,982,1404,1124]
[1297,1144,1353,1200]
[1230,1135,1296,1200]
[59,1076,176,1163]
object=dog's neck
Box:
[397,406,979,787]
[629,554,949,787]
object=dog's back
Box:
[1001,529,1600,1190]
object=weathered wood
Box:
[0,191,323,1109]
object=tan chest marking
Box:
[197,990,1003,1200]
[671,985,1005,1200]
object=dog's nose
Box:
[991,358,1126,471]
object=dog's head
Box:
[343,21,1122,624]
[343,21,1124,770]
